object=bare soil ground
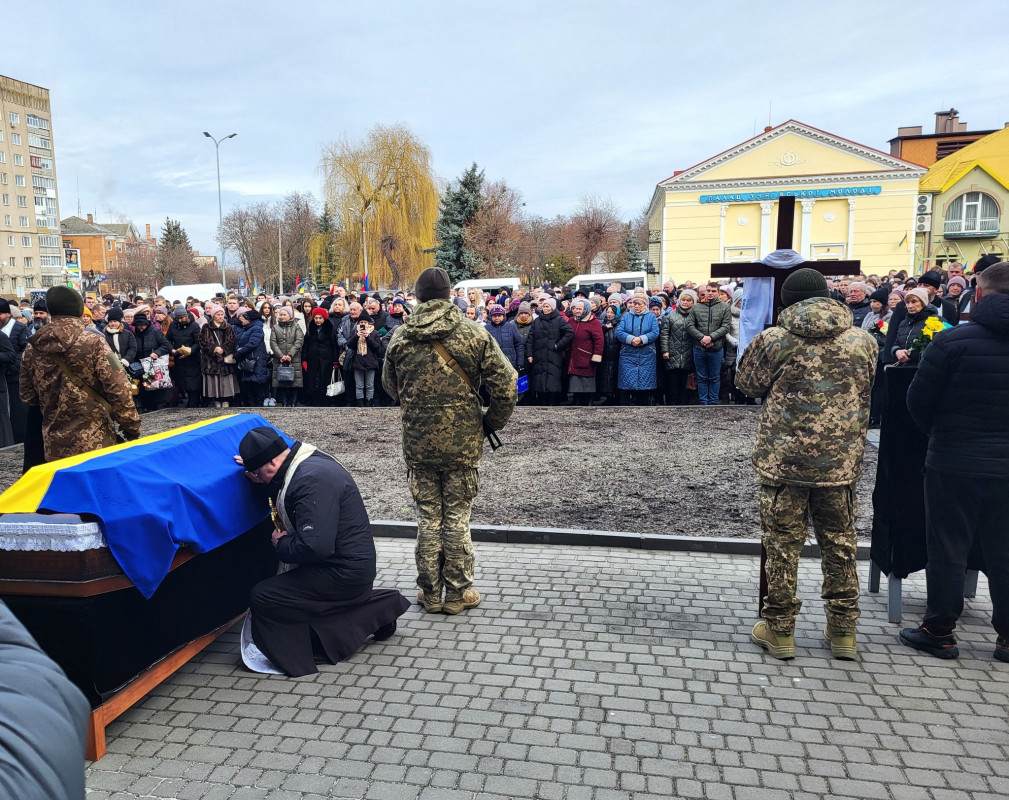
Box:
[0,405,877,539]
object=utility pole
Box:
[278,227,283,294]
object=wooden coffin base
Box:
[86,614,242,761]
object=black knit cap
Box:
[33,298,48,312]
[239,426,287,471]
[106,307,124,322]
[133,312,149,327]
[918,270,943,289]
[869,287,890,305]
[975,253,1001,273]
[0,299,10,315]
[780,268,830,307]
[46,286,84,317]
[414,267,451,302]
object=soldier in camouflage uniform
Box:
[20,286,140,463]
[383,268,517,615]
[736,268,877,660]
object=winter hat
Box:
[918,270,943,289]
[243,309,261,323]
[0,299,10,315]
[732,288,744,304]
[780,268,830,307]
[947,276,967,290]
[974,253,1001,273]
[189,306,203,319]
[20,309,32,321]
[489,304,506,316]
[311,307,329,320]
[869,287,890,305]
[537,295,557,311]
[889,289,906,300]
[106,307,124,322]
[239,426,288,472]
[172,306,190,319]
[678,289,698,303]
[414,267,451,302]
[518,301,532,316]
[46,286,84,318]
[392,297,406,307]
[33,298,47,313]
[905,287,931,308]
[607,293,624,306]
[133,312,149,327]
[207,304,224,318]
[648,296,663,308]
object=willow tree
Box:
[320,123,439,290]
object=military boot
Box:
[824,622,857,660]
[417,589,442,614]
[751,620,795,660]
[443,589,481,615]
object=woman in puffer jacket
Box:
[616,292,660,405]
[659,290,697,405]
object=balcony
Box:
[944,217,999,238]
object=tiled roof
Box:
[919,126,1009,193]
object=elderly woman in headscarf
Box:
[527,294,573,405]
[660,289,698,405]
[564,296,604,405]
[198,303,239,408]
[615,290,660,405]
[270,304,305,407]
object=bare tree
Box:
[570,194,622,271]
[464,181,524,278]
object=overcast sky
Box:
[5,0,1008,258]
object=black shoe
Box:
[868,418,880,429]
[996,637,1009,663]
[899,626,959,659]
[373,621,397,641]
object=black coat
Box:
[133,324,171,360]
[847,299,872,327]
[303,318,337,393]
[166,318,202,376]
[883,297,959,363]
[598,317,622,395]
[907,292,1009,478]
[528,309,573,393]
[891,307,937,366]
[103,326,138,365]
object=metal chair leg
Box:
[888,573,902,624]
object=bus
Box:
[565,271,648,294]
[453,278,521,294]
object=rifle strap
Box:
[52,355,113,416]
[432,340,478,394]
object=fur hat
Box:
[239,426,288,472]
[132,312,149,327]
[414,267,451,302]
[648,296,663,308]
[780,269,830,307]
[311,307,329,320]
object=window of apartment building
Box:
[0,174,6,184]
[21,235,30,247]
[27,134,50,150]
[3,215,10,225]
[39,235,59,248]
[25,276,34,288]
[1,194,7,206]
[107,240,113,251]
[24,257,33,270]
[17,196,26,207]
[41,255,62,267]
[10,133,21,146]
[12,155,22,167]
[32,175,54,190]
[9,257,15,268]
[0,153,5,164]
[15,175,24,187]
[117,242,123,252]
[6,236,12,246]
[62,240,72,249]
[25,114,49,130]
[8,112,19,125]
[19,216,29,227]
[33,195,44,209]
[0,130,4,142]
[107,260,113,270]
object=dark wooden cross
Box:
[709,195,862,611]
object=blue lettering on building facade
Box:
[699,186,883,203]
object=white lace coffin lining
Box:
[0,513,107,552]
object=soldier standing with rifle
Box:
[383,267,517,615]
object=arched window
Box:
[944,192,1000,236]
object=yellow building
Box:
[647,120,926,286]
[916,125,1009,270]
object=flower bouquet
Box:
[875,319,888,336]
[909,316,952,356]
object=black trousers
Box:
[923,468,1009,638]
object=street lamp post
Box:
[203,131,237,288]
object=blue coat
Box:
[486,319,524,368]
[616,311,659,390]
[235,319,270,383]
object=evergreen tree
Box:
[156,217,196,286]
[621,223,643,271]
[433,163,484,282]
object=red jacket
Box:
[567,317,604,376]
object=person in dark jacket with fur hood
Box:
[527,295,573,404]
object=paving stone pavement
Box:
[85,539,1009,800]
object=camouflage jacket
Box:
[20,317,141,462]
[735,298,877,487]
[382,300,517,470]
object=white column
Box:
[847,198,856,260]
[718,204,728,261]
[660,198,667,280]
[800,199,816,259]
[759,202,773,257]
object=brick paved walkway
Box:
[86,540,1008,800]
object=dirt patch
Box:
[0,405,877,539]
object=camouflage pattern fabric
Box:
[20,317,140,462]
[410,466,479,601]
[758,482,860,634]
[383,299,517,470]
[735,298,878,487]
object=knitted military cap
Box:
[780,268,830,307]
[414,267,451,302]
[239,426,288,472]
[46,286,84,318]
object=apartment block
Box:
[0,75,62,297]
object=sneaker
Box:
[373,620,397,641]
[995,637,1009,663]
[750,620,795,660]
[269,397,277,406]
[417,590,442,614]
[899,626,959,659]
[442,588,481,615]
[263,398,271,407]
[221,401,229,408]
[824,623,858,660]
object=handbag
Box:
[223,353,236,365]
[277,364,296,383]
[239,354,257,373]
[686,372,698,391]
[326,368,345,397]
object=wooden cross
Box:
[709,195,862,611]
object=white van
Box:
[453,278,521,294]
[157,283,227,305]
[565,271,648,294]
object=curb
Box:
[370,521,872,561]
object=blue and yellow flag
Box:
[0,414,293,598]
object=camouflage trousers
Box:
[408,466,480,602]
[758,481,860,634]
